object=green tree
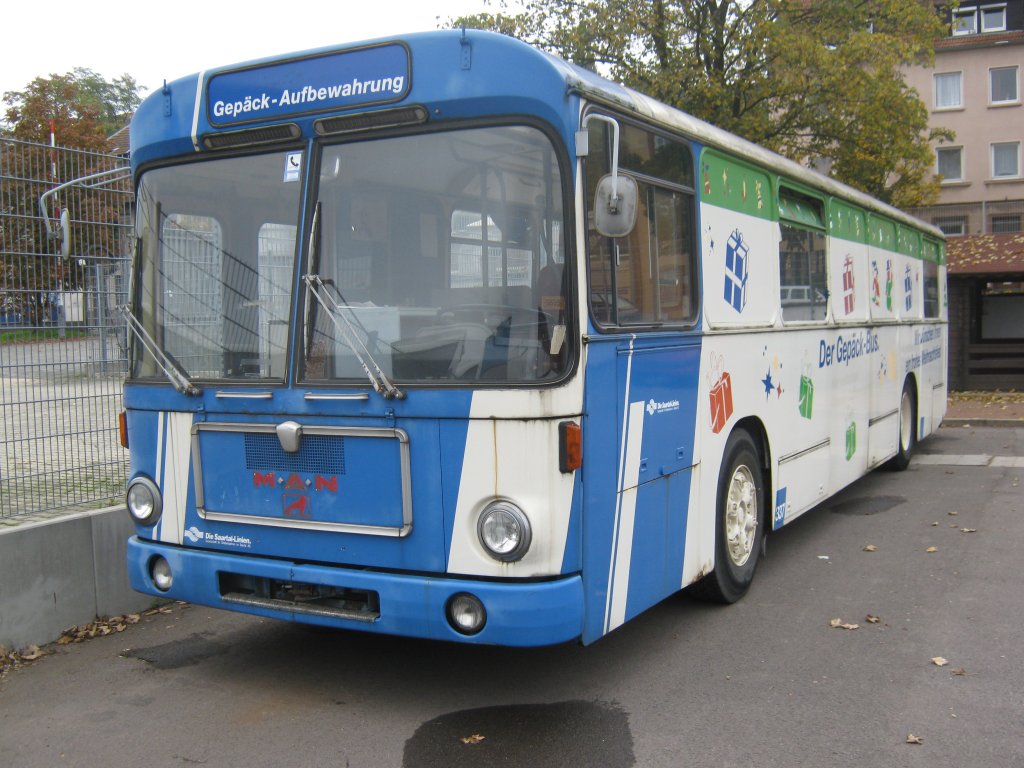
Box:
[451,0,952,207]
[2,69,145,149]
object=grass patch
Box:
[0,328,92,344]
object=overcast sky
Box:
[2,1,494,100]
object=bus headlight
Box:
[126,476,162,526]
[446,593,486,635]
[150,556,173,592]
[477,500,531,562]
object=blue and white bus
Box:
[122,30,946,646]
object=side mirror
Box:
[594,173,638,238]
[60,209,71,259]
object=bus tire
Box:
[887,380,916,472]
[692,430,765,604]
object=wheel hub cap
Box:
[726,464,757,567]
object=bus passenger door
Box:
[583,179,701,641]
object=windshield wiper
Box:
[304,200,403,400]
[303,274,405,400]
[119,305,201,396]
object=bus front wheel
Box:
[887,380,916,471]
[693,430,765,604]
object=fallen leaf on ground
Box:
[461,734,486,745]
[931,521,939,527]
[863,544,878,552]
[906,734,924,745]
[866,614,881,624]
[926,546,938,553]
[19,645,45,661]
[931,656,949,667]
[948,511,959,516]
[830,618,859,630]
[58,613,149,645]
[951,668,967,676]
[960,528,977,534]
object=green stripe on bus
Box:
[699,149,774,220]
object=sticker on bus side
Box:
[207,43,411,127]
[774,487,787,530]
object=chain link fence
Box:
[0,138,133,519]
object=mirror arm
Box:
[581,114,622,213]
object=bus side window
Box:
[778,190,828,323]
[585,114,697,328]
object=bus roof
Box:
[538,45,943,241]
[130,28,942,241]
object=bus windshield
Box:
[131,124,570,386]
[133,151,303,381]
[303,124,569,385]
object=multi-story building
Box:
[905,0,1024,390]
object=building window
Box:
[952,7,978,35]
[933,216,967,236]
[953,5,1007,35]
[990,66,1019,105]
[992,142,1021,178]
[937,146,964,181]
[991,214,1022,234]
[980,281,1024,341]
[980,4,1007,32]
[934,72,962,109]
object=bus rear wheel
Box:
[887,380,916,471]
[692,430,765,604]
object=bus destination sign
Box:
[206,43,410,127]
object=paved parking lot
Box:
[1,423,1022,768]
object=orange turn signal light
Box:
[118,410,129,449]
[559,421,582,473]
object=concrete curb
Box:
[0,505,153,650]
[941,418,1024,428]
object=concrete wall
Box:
[0,506,152,650]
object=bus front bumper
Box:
[127,536,583,646]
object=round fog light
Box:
[446,593,486,635]
[127,476,162,526]
[151,556,173,592]
[477,501,532,562]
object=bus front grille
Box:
[219,572,380,623]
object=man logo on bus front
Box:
[283,493,312,519]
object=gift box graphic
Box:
[845,422,857,460]
[842,256,855,314]
[709,370,733,434]
[723,229,749,313]
[885,260,894,311]
[798,374,814,419]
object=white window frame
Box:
[991,142,1021,179]
[937,146,964,182]
[990,66,1019,105]
[934,71,963,109]
[952,7,978,35]
[980,4,1007,33]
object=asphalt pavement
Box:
[1,423,1022,768]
